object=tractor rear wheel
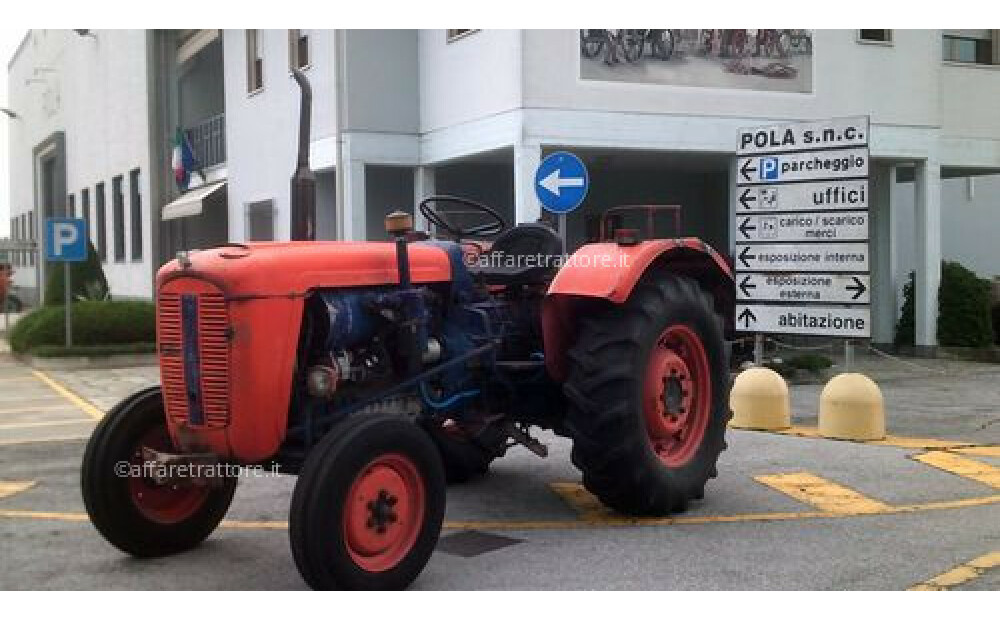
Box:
[81,386,237,557]
[289,414,445,590]
[563,274,730,516]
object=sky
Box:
[1,30,25,238]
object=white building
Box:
[8,29,1000,351]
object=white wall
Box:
[7,29,154,299]
[223,29,337,242]
[523,30,943,130]
[418,30,522,133]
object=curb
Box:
[19,353,158,371]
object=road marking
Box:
[2,493,999,531]
[549,482,614,520]
[0,418,96,430]
[30,371,104,420]
[950,446,1000,458]
[767,425,975,450]
[754,472,891,514]
[0,435,92,447]
[0,481,36,500]
[912,451,1000,489]
[908,551,1000,591]
[0,404,84,415]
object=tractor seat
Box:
[468,223,564,286]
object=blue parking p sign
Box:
[45,218,88,262]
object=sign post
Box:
[44,218,88,348]
[535,151,590,250]
[734,116,871,345]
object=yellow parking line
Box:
[0,418,95,430]
[912,451,1000,490]
[908,551,1000,591]
[949,446,1000,458]
[549,482,614,520]
[754,472,891,514]
[0,435,92,447]
[2,492,1000,532]
[0,481,36,500]
[769,426,975,450]
[30,371,104,421]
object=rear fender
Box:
[542,239,734,382]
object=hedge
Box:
[7,301,155,354]
[895,261,994,348]
[44,240,109,305]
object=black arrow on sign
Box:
[737,246,756,269]
[738,307,757,329]
[740,158,757,182]
[739,275,757,298]
[738,217,757,239]
[739,188,757,210]
[846,276,867,300]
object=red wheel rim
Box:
[343,453,425,573]
[127,426,212,525]
[643,324,712,467]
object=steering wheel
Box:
[418,195,506,240]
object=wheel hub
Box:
[643,324,712,467]
[344,454,425,572]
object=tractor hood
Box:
[156,241,453,298]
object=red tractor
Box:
[81,73,734,591]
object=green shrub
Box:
[895,262,994,348]
[7,300,155,354]
[43,241,109,306]
[993,303,1000,346]
[786,354,833,372]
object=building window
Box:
[12,217,20,267]
[82,188,91,245]
[68,194,75,218]
[943,31,995,64]
[246,29,263,93]
[96,182,107,262]
[289,30,310,70]
[112,175,125,263]
[858,30,892,44]
[130,169,143,261]
[446,29,478,42]
[246,200,274,241]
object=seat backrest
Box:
[489,223,563,259]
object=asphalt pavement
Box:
[0,353,998,590]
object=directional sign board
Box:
[736,304,870,338]
[734,211,869,243]
[736,180,868,214]
[44,218,88,262]
[737,273,870,304]
[734,116,870,338]
[535,151,589,214]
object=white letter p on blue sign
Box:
[44,218,88,262]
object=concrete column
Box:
[413,166,435,232]
[913,158,942,352]
[338,138,367,241]
[870,163,898,346]
[514,143,542,224]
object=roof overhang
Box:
[162,182,226,221]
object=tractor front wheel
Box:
[563,274,730,516]
[289,414,446,590]
[81,387,237,557]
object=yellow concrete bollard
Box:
[819,373,885,440]
[729,367,791,430]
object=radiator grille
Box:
[158,289,231,428]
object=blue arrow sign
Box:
[44,218,88,262]
[535,151,589,214]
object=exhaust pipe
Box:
[290,69,316,241]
